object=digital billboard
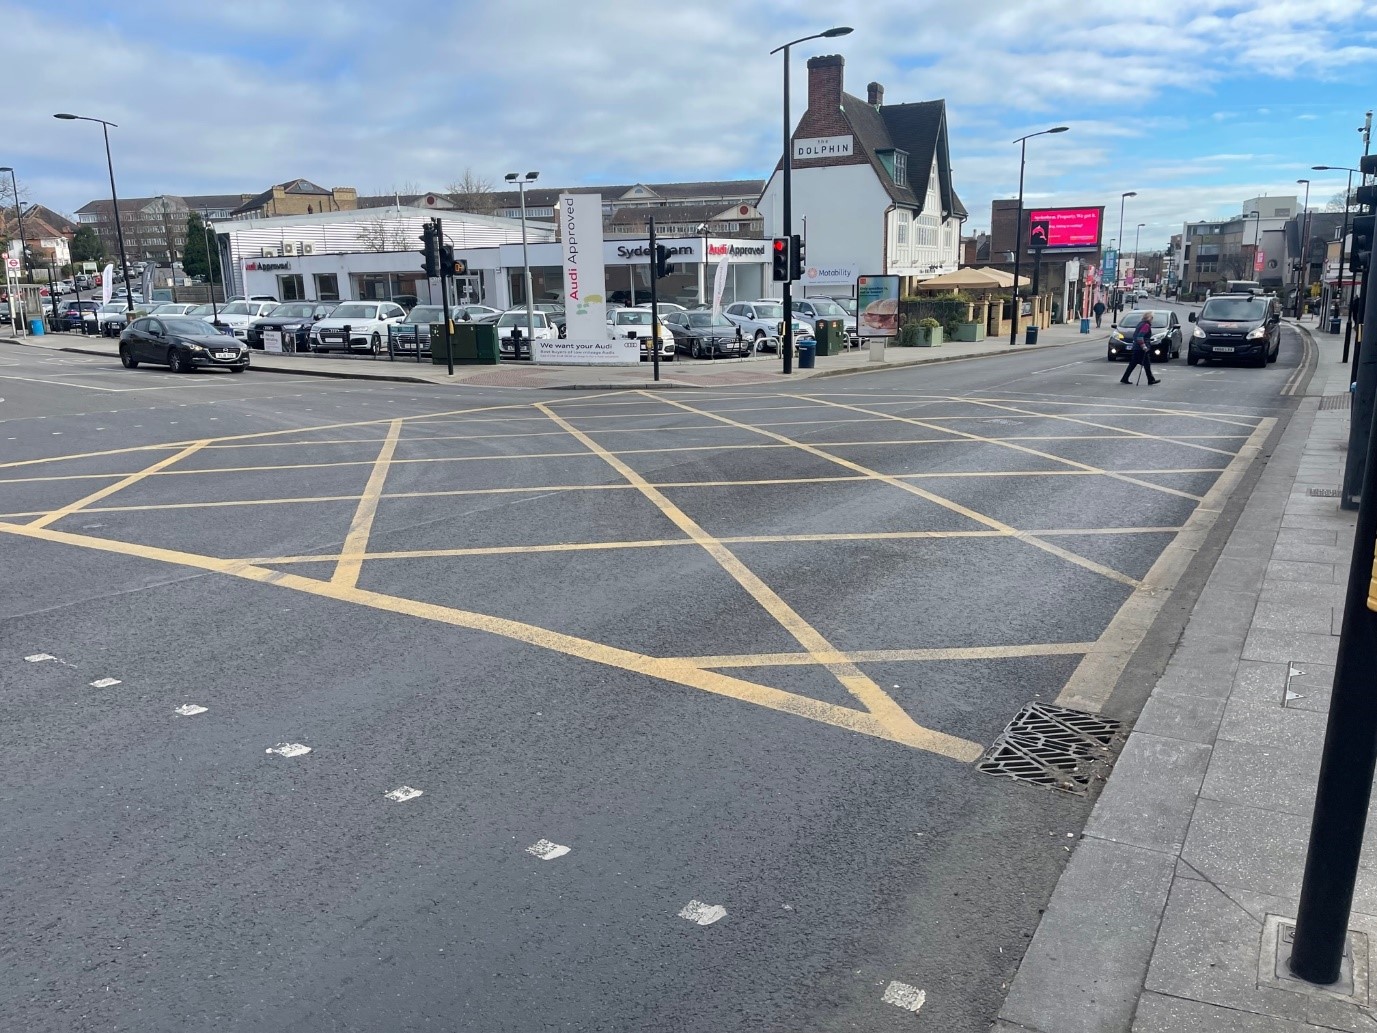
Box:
[1027,207,1103,250]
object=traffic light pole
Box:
[1343,184,1376,509]
[647,217,661,382]
[1290,278,1377,983]
[436,217,453,376]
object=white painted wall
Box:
[760,164,891,288]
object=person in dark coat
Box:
[1093,298,1107,328]
[1120,311,1160,386]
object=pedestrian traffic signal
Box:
[1351,213,1375,277]
[790,234,805,281]
[452,257,468,276]
[771,237,789,281]
[654,244,672,279]
[419,222,439,279]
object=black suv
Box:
[1187,292,1281,367]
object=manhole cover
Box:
[1320,394,1352,410]
[1308,487,1341,498]
[978,702,1124,795]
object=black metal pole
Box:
[648,217,660,382]
[1009,137,1026,347]
[1290,277,1377,983]
[201,216,220,324]
[1341,171,1355,359]
[781,43,794,374]
[437,217,453,376]
[98,121,134,324]
[48,263,58,323]
[71,260,85,334]
[1344,239,1376,510]
[8,168,26,285]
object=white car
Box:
[310,301,408,354]
[495,310,555,360]
[213,300,279,342]
[723,300,812,354]
[607,307,674,361]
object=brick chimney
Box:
[867,81,884,107]
[807,54,845,113]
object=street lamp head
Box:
[1047,126,1069,134]
[821,26,853,37]
[524,171,539,181]
[1122,191,1137,198]
[504,172,518,182]
[1297,178,1310,185]
[0,167,11,173]
[53,113,78,120]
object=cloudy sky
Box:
[9,0,1377,249]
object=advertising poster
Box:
[1026,207,1104,250]
[263,329,283,353]
[540,192,637,364]
[856,275,900,337]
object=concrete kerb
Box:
[997,323,1323,1033]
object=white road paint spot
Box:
[881,981,927,1013]
[89,677,121,688]
[526,839,571,861]
[24,653,56,662]
[678,900,727,926]
[265,742,311,758]
[385,785,423,802]
[174,704,208,716]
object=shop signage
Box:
[616,243,692,260]
[263,329,283,353]
[245,260,292,272]
[548,192,636,365]
[803,263,858,286]
[1254,248,1265,271]
[856,274,900,337]
[707,243,767,258]
[1026,207,1104,250]
[793,135,854,160]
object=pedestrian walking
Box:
[1120,311,1160,386]
[1093,298,1106,328]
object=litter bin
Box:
[1330,315,1342,334]
[1080,317,1091,334]
[29,318,45,336]
[797,341,816,369]
[1025,325,1039,345]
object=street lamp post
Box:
[697,223,708,306]
[202,216,221,324]
[1133,221,1145,290]
[1007,126,1069,347]
[1113,191,1137,322]
[504,171,539,352]
[53,113,135,324]
[1314,166,1361,361]
[771,25,853,374]
[1296,178,1312,318]
[0,166,28,335]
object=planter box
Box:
[916,326,943,347]
[952,322,985,342]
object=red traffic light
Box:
[773,239,787,252]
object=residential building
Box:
[1285,211,1345,308]
[230,179,358,219]
[75,193,252,264]
[3,204,77,269]
[758,57,967,296]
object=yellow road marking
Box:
[332,420,402,588]
[26,440,209,530]
[956,398,1238,456]
[535,402,979,759]
[1056,417,1277,712]
[0,519,981,759]
[682,641,1098,668]
[649,393,1142,588]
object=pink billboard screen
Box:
[1027,207,1103,250]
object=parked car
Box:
[213,300,280,342]
[248,301,335,350]
[792,296,859,346]
[387,304,444,358]
[97,302,137,336]
[664,310,753,359]
[56,299,100,331]
[531,303,567,337]
[147,303,199,317]
[454,304,501,323]
[310,301,408,354]
[495,310,555,360]
[390,295,420,312]
[1187,292,1281,367]
[184,303,219,320]
[1107,309,1182,363]
[118,316,250,373]
[607,307,675,361]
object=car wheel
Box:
[370,333,381,355]
[1187,352,1199,366]
[754,330,766,348]
[119,345,139,369]
[691,341,702,359]
[167,347,189,373]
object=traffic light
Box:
[419,222,439,278]
[654,244,672,279]
[440,243,455,275]
[771,237,789,281]
[452,257,468,276]
[1351,213,1375,277]
[790,234,804,281]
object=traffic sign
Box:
[5,257,18,270]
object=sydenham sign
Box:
[542,192,637,365]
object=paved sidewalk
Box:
[997,323,1373,1032]
[4,320,1088,388]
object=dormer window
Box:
[893,150,907,188]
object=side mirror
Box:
[1188,312,1197,322]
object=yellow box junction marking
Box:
[332,419,403,589]
[26,440,209,530]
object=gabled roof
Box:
[76,193,253,217]
[608,202,760,227]
[231,180,336,216]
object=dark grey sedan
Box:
[119,316,249,373]
[665,311,754,359]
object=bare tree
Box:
[1325,188,1359,212]
[1218,252,1251,280]
[356,214,409,252]
[447,168,498,216]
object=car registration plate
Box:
[214,351,236,359]
[1212,346,1235,353]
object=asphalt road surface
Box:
[0,316,1308,1033]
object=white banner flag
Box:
[100,263,114,305]
[711,255,729,321]
[545,192,637,364]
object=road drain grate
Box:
[1319,394,1352,411]
[978,702,1124,795]
[1308,487,1341,498]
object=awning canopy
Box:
[915,267,1028,290]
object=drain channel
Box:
[978,702,1124,795]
